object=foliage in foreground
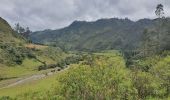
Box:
[1,51,169,100]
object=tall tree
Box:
[155,4,165,52]
[24,27,31,38]
[141,29,149,57]
[14,23,31,38]
[155,4,164,18]
[140,29,157,57]
[14,23,25,34]
[14,23,20,33]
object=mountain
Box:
[0,17,66,67]
[30,18,154,51]
[0,17,29,66]
[0,17,24,44]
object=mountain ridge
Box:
[30,18,155,51]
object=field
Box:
[0,50,170,100]
[0,59,42,78]
[0,51,123,98]
[0,72,58,97]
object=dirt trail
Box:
[0,66,70,89]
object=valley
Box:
[0,2,170,99]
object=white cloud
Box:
[0,0,169,31]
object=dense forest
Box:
[30,18,154,51]
[0,3,170,100]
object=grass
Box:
[0,51,170,100]
[36,56,56,65]
[0,59,42,78]
[0,73,59,97]
[0,47,68,79]
[0,50,69,97]
[0,51,124,98]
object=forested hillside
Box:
[30,17,170,53]
[30,18,154,51]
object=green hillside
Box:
[30,18,170,53]
[0,17,24,44]
[0,17,67,81]
[30,18,154,51]
[0,17,25,67]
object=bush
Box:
[132,71,165,99]
[52,53,137,100]
[0,96,13,100]
[0,43,36,66]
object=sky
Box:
[0,0,169,31]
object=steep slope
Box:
[0,17,24,44]
[0,17,67,80]
[30,18,154,51]
[0,17,26,66]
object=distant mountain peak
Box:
[70,20,88,26]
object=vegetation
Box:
[0,3,170,100]
[0,17,67,81]
[14,23,31,38]
[0,51,169,100]
[30,18,154,51]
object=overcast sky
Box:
[0,0,169,31]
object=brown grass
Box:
[25,44,48,50]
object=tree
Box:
[132,71,164,99]
[140,29,159,57]
[26,27,30,33]
[141,29,150,57]
[24,27,31,38]
[14,23,25,34]
[155,4,164,18]
[14,23,31,38]
[14,23,20,33]
[150,56,170,96]
[19,27,25,34]
[155,4,165,52]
